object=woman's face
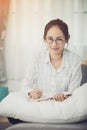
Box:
[45,25,66,56]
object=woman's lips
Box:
[52,48,59,51]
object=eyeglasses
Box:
[46,37,65,45]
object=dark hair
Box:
[44,19,70,41]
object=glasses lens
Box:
[46,38,53,44]
[56,39,64,44]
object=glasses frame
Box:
[46,37,65,45]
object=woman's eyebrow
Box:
[56,36,65,39]
[47,36,64,38]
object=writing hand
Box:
[28,88,43,99]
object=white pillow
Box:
[0,83,87,123]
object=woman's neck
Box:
[50,53,62,62]
[49,53,63,69]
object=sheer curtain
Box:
[5,0,87,82]
[0,0,10,81]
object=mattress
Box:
[5,120,87,130]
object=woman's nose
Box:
[52,40,57,46]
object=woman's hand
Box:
[53,93,71,102]
[28,88,43,99]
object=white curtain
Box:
[5,0,87,80]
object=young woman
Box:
[22,18,82,101]
[8,18,82,124]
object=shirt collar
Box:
[44,49,70,69]
[62,49,70,68]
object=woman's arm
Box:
[20,57,38,95]
[53,55,82,102]
[20,56,43,99]
[67,57,82,93]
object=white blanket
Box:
[0,83,87,123]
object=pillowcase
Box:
[0,86,8,102]
[0,83,87,123]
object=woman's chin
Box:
[52,50,60,55]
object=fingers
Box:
[29,88,43,99]
[64,94,72,99]
[53,93,71,102]
[34,88,42,95]
[53,93,65,102]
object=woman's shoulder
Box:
[64,48,82,65]
[64,48,81,60]
[33,48,47,63]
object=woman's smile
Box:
[52,47,59,51]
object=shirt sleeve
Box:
[66,56,82,94]
[20,57,38,95]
